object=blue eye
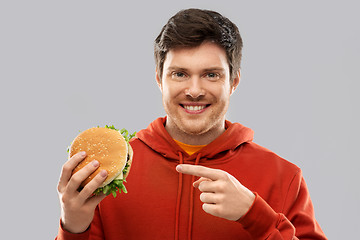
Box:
[205,72,220,80]
[176,72,185,77]
[171,71,187,79]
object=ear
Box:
[230,70,241,95]
[155,68,163,92]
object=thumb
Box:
[193,177,211,188]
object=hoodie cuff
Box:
[57,220,90,240]
[237,192,280,238]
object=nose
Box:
[185,77,205,99]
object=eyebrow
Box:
[166,66,187,72]
[203,67,226,72]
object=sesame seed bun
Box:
[69,127,128,188]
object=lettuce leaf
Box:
[93,179,127,198]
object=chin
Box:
[178,119,214,136]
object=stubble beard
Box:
[164,99,228,144]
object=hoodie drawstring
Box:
[175,152,202,240]
[187,153,201,240]
[175,151,184,240]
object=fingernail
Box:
[100,169,108,177]
[92,160,99,167]
[80,151,86,156]
[176,165,182,172]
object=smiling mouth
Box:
[180,104,210,113]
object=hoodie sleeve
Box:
[237,170,327,239]
[55,207,105,240]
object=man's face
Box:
[157,41,239,140]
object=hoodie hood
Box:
[136,117,254,161]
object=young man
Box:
[56,9,327,240]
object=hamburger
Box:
[68,125,135,197]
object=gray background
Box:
[1,0,359,239]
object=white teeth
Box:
[184,105,206,111]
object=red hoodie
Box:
[56,117,327,240]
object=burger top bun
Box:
[69,127,128,188]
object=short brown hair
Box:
[154,8,243,82]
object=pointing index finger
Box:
[176,164,225,181]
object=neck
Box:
[165,117,226,145]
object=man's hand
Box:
[57,152,108,233]
[176,164,255,221]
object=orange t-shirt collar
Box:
[173,139,206,156]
